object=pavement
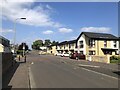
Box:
[2,52,120,89]
[2,56,30,89]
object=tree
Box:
[44,39,51,46]
[32,40,43,50]
[17,43,29,54]
[18,43,29,51]
[52,41,59,45]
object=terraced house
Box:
[56,40,77,54]
[47,32,119,63]
[76,32,119,56]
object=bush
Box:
[118,56,120,60]
[110,55,120,63]
[17,50,23,54]
[110,55,118,60]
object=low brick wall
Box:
[1,52,13,74]
[86,55,110,63]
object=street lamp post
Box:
[13,17,26,54]
[23,43,25,57]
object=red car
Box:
[69,53,85,60]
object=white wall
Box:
[0,43,11,53]
[110,40,119,54]
[0,44,4,52]
[77,34,86,54]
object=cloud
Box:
[0,28,14,33]
[59,28,73,33]
[43,30,53,34]
[46,4,53,10]
[1,0,62,28]
[80,27,111,33]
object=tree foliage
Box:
[52,41,59,46]
[44,39,51,46]
[32,40,43,50]
[32,39,59,50]
[18,43,29,51]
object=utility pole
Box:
[13,18,26,54]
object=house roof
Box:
[58,39,77,45]
[58,41,68,45]
[77,32,119,40]
[0,36,10,46]
[67,39,77,44]
[0,36,9,41]
[50,32,119,47]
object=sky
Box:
[1,0,119,49]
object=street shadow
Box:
[2,60,20,90]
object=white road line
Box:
[29,66,36,88]
[81,67,118,80]
[78,64,100,68]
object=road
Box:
[27,52,119,88]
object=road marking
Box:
[29,66,36,88]
[81,67,118,80]
[78,64,100,68]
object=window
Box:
[80,51,83,54]
[113,41,117,48]
[69,44,71,48]
[104,40,107,47]
[89,39,95,47]
[60,46,62,49]
[66,44,68,47]
[79,41,84,48]
[56,46,57,49]
[115,50,119,55]
[103,51,112,55]
[89,51,95,55]
[64,45,65,49]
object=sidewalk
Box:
[3,57,30,89]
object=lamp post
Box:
[23,43,25,57]
[13,17,26,54]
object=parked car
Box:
[69,53,85,60]
[55,52,63,56]
[38,51,47,55]
[61,52,70,57]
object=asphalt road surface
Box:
[27,52,119,88]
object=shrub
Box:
[17,50,23,54]
[110,55,120,63]
[110,55,118,60]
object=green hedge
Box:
[17,50,23,54]
[110,55,120,63]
